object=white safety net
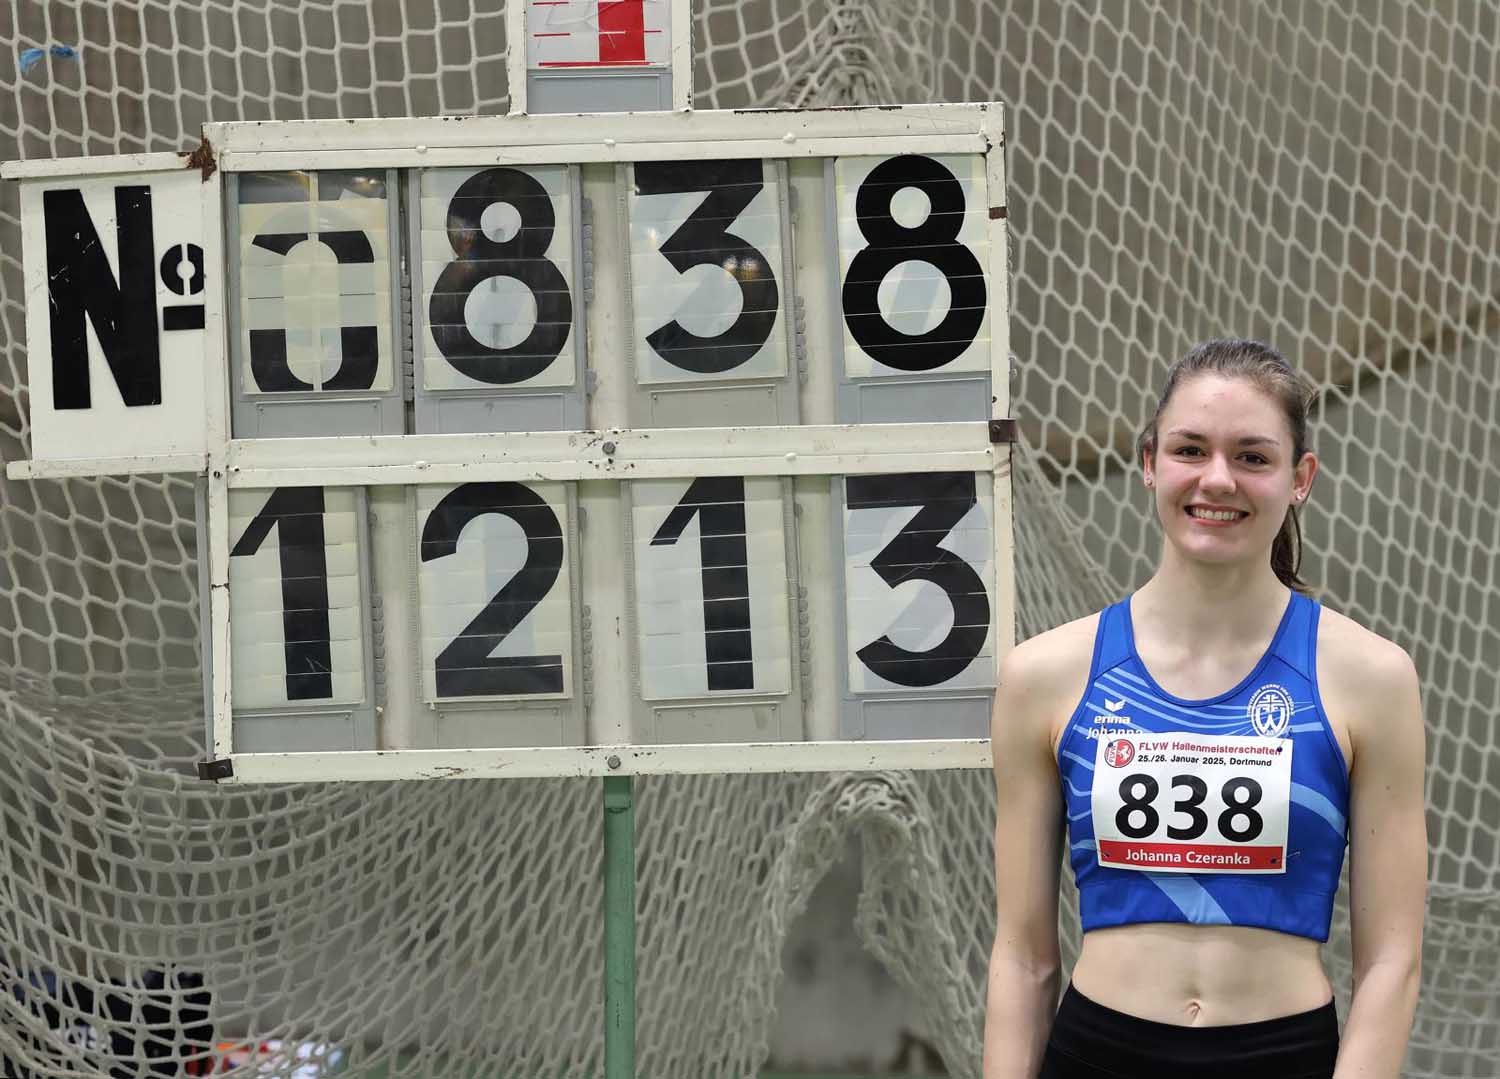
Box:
[0,2,1495,1076]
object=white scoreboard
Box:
[4,105,1013,781]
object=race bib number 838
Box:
[1092,732,1293,874]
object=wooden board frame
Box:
[4,103,1013,781]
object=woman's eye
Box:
[1241,454,1268,465]
[1174,446,1202,457]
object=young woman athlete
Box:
[982,340,1428,1078]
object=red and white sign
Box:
[1091,731,1293,875]
[527,1,671,68]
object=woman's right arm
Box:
[982,636,1071,1079]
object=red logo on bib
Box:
[1103,739,1135,768]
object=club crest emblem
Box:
[1247,683,1294,738]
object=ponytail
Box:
[1271,506,1312,596]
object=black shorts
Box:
[1039,982,1339,1079]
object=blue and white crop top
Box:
[1055,590,1350,942]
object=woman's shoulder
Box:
[1314,602,1418,687]
[997,610,1105,746]
[1004,610,1103,682]
[1313,601,1421,746]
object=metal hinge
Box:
[794,296,808,385]
[581,197,595,305]
[400,269,416,403]
[197,758,234,781]
[988,418,1019,443]
[796,585,812,703]
[580,604,595,708]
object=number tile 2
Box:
[416,481,576,701]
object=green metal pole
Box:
[603,774,636,1079]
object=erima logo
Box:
[1089,697,1131,725]
[1087,696,1131,736]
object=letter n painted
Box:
[43,186,161,409]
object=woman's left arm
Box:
[1333,640,1428,1079]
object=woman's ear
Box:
[1142,447,1155,488]
[1293,450,1319,503]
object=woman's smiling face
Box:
[1143,374,1316,568]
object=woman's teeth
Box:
[1187,508,1244,521]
